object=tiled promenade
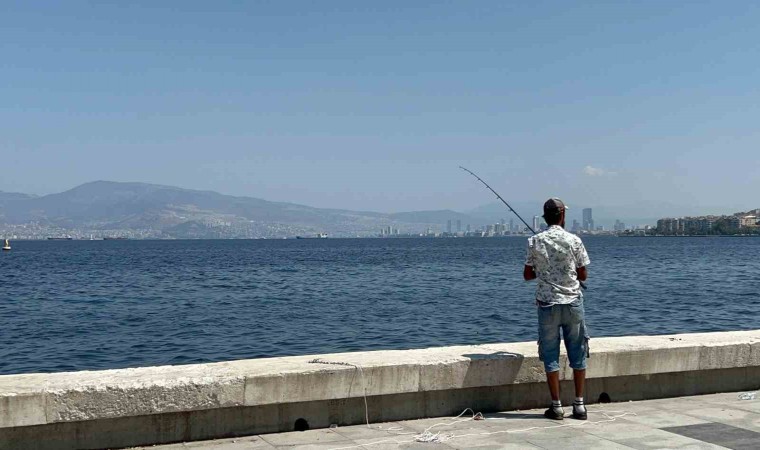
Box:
[145,391,760,449]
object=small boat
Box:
[2,239,10,251]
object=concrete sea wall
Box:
[1,330,759,449]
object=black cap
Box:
[543,198,567,217]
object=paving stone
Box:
[344,438,454,450]
[276,444,368,450]
[580,419,679,440]
[663,422,760,450]
[258,429,350,447]
[183,436,275,449]
[613,434,727,449]
[589,401,663,414]
[622,409,710,428]
[632,396,712,412]
[330,422,413,441]
[395,416,486,434]
[137,444,187,449]
[720,415,760,434]
[442,428,561,448]
[726,398,760,414]
[526,434,636,449]
[447,444,541,450]
[682,406,758,423]
[693,392,757,405]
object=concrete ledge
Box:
[1,330,759,449]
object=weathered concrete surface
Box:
[1,330,759,449]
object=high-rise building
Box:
[466,224,471,233]
[456,220,462,233]
[572,220,580,233]
[509,219,515,233]
[447,220,452,234]
[533,216,540,232]
[583,208,594,231]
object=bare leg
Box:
[546,371,561,401]
[573,369,586,398]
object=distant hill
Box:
[0,181,482,238]
[0,191,36,205]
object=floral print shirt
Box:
[525,225,590,305]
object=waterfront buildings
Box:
[582,208,594,231]
[740,215,758,227]
[656,211,759,235]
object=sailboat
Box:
[2,239,10,251]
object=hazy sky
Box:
[2,1,759,213]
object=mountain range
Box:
[0,181,480,238]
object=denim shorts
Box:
[537,299,589,373]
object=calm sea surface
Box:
[1,237,758,375]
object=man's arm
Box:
[575,240,590,283]
[577,266,587,282]
[524,264,537,281]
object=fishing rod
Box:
[459,166,536,234]
[459,166,587,289]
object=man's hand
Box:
[577,266,588,282]
[524,265,537,281]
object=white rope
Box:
[411,408,484,443]
[738,391,757,400]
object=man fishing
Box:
[523,198,590,421]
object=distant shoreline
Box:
[5,234,759,242]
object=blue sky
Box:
[1,1,759,214]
